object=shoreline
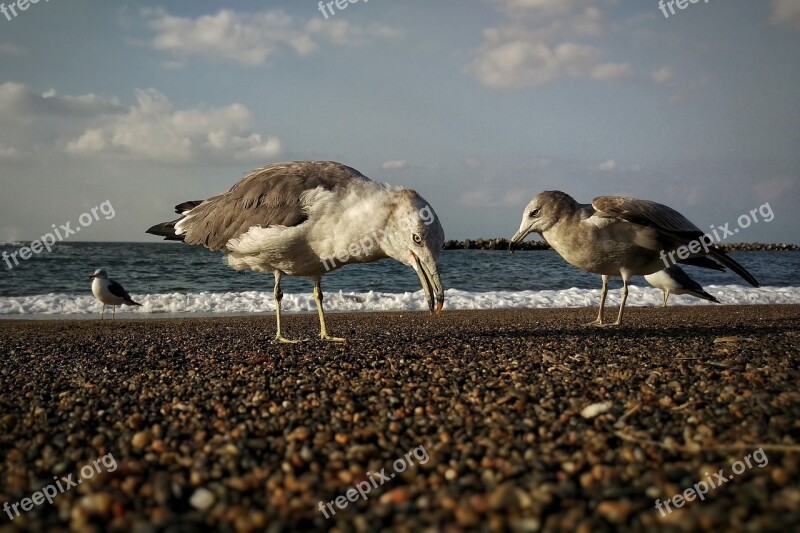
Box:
[1,301,798,322]
[444,239,800,251]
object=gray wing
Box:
[178,161,370,251]
[591,196,703,237]
[592,196,758,287]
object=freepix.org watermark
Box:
[318,444,429,518]
[320,204,436,272]
[659,202,774,269]
[3,453,117,521]
[1,0,51,23]
[2,200,115,271]
[654,448,768,517]
[317,0,368,19]
[658,0,710,19]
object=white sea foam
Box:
[0,285,799,317]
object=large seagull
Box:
[147,161,445,342]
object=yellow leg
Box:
[313,279,345,342]
[274,271,301,344]
[662,290,669,308]
[100,304,105,320]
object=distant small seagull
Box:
[89,269,141,319]
[644,265,720,307]
[146,161,445,343]
[510,191,758,326]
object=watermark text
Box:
[659,202,773,269]
[3,452,117,521]
[654,448,768,517]
[318,444,429,518]
[2,200,115,271]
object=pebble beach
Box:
[1,305,799,532]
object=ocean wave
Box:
[1,286,799,316]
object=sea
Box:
[1,242,799,318]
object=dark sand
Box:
[1,305,799,532]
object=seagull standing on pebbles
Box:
[146,161,445,343]
[510,191,757,326]
[645,265,720,307]
[89,269,141,319]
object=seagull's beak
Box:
[411,251,444,315]
[88,274,96,280]
[509,227,531,254]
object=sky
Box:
[0,0,798,243]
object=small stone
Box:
[79,493,112,517]
[190,488,216,511]
[289,427,311,441]
[127,413,144,429]
[772,468,790,486]
[581,402,612,419]
[597,500,633,525]
[510,518,541,532]
[131,431,150,450]
[379,487,409,505]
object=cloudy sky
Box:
[1,0,798,242]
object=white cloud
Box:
[231,134,284,161]
[589,160,644,173]
[143,8,402,66]
[651,66,674,84]
[591,62,634,81]
[306,19,403,46]
[468,32,604,89]
[468,5,632,89]
[593,159,617,171]
[65,129,107,154]
[381,160,409,171]
[0,82,121,120]
[66,89,284,163]
[771,0,800,28]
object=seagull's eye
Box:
[529,209,540,218]
[412,233,423,246]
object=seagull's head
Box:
[382,191,445,314]
[510,191,576,251]
[89,268,108,280]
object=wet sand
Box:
[1,305,799,532]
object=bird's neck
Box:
[314,184,399,268]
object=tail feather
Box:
[146,220,184,242]
[687,289,720,304]
[708,248,759,287]
[175,200,203,215]
[147,200,202,241]
[125,299,142,306]
[677,256,726,272]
